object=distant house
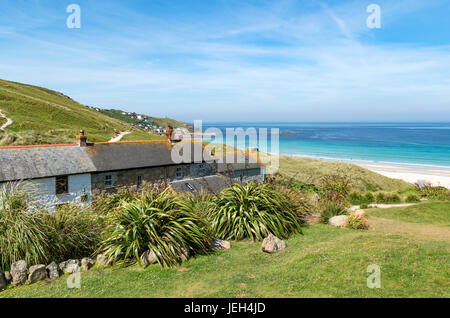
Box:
[0,130,265,210]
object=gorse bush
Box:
[98,188,209,267]
[209,182,302,241]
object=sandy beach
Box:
[355,162,450,189]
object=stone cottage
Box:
[0,130,265,210]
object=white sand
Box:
[355,162,450,189]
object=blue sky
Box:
[0,0,449,122]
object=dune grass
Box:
[367,202,450,226]
[2,201,448,298]
[278,156,412,192]
[0,79,162,145]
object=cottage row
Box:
[0,130,265,210]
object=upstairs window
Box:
[104,175,113,188]
[176,167,183,180]
[56,176,69,195]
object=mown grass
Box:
[367,202,450,226]
[278,156,412,192]
[2,211,448,298]
[0,79,162,145]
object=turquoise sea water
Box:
[201,123,450,169]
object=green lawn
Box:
[367,202,450,226]
[2,203,449,298]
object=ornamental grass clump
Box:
[209,182,302,241]
[98,188,209,268]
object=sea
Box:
[201,122,450,170]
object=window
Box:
[56,176,68,195]
[137,175,143,189]
[104,175,113,188]
[176,167,183,180]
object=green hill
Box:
[0,79,166,145]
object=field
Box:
[2,201,448,298]
[0,79,165,145]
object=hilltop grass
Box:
[278,156,412,192]
[367,202,450,226]
[99,109,188,129]
[0,79,163,145]
[2,216,448,298]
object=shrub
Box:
[376,192,387,203]
[320,174,350,205]
[363,192,375,204]
[91,189,135,215]
[274,185,312,224]
[346,211,369,230]
[387,194,402,203]
[0,183,51,270]
[348,191,363,205]
[43,204,104,262]
[405,194,421,203]
[416,183,449,201]
[318,202,347,223]
[98,188,209,267]
[360,203,369,209]
[209,182,302,241]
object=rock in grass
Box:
[96,254,109,266]
[4,271,12,282]
[46,262,59,279]
[59,260,80,274]
[329,215,348,228]
[0,270,6,291]
[81,258,95,271]
[210,239,231,251]
[261,234,286,253]
[140,250,158,267]
[10,260,27,286]
[28,265,48,284]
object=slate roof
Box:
[0,140,264,183]
[170,175,233,195]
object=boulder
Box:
[261,234,287,253]
[96,254,109,266]
[210,239,231,251]
[81,258,95,271]
[46,262,59,279]
[59,259,80,274]
[140,250,158,267]
[329,215,348,228]
[28,265,48,284]
[4,271,12,282]
[0,270,6,291]
[10,260,27,286]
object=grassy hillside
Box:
[98,109,188,129]
[278,156,412,192]
[0,79,164,145]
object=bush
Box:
[348,191,363,205]
[360,203,369,209]
[318,202,347,223]
[376,192,387,203]
[405,194,421,203]
[346,211,369,230]
[416,183,449,201]
[98,188,209,267]
[363,192,375,204]
[209,182,302,241]
[44,204,104,262]
[91,189,135,215]
[0,183,51,270]
[387,194,402,204]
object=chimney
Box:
[76,129,88,147]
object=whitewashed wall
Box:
[6,174,93,212]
